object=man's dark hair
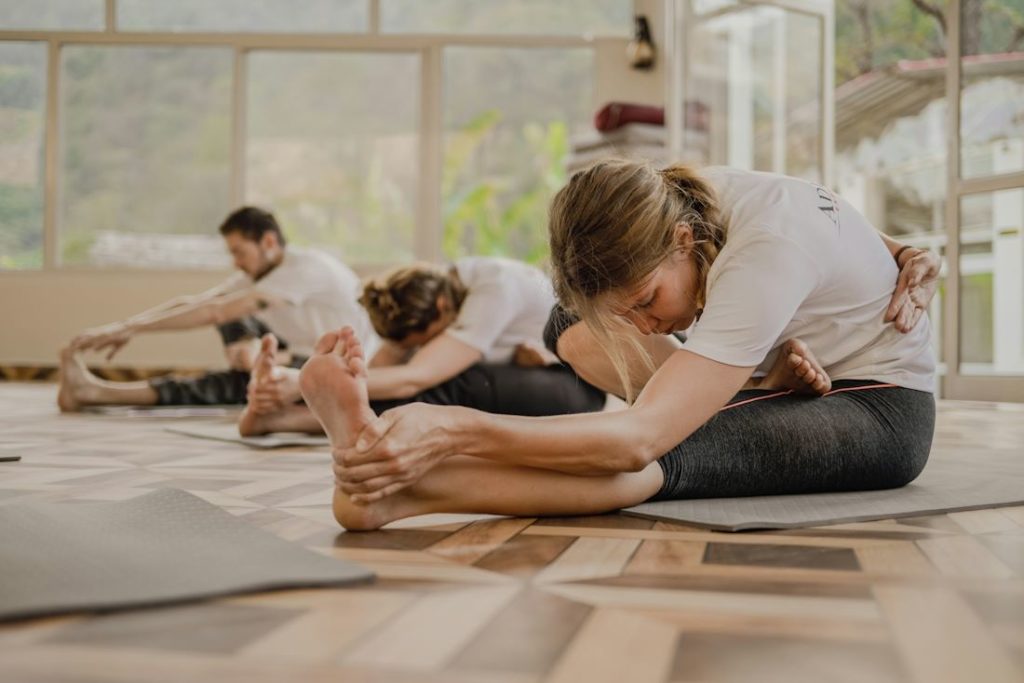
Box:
[218,206,286,247]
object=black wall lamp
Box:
[627,14,656,70]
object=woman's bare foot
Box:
[758,339,832,395]
[299,328,394,530]
[57,347,98,412]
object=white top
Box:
[218,246,378,358]
[682,167,935,392]
[444,256,556,363]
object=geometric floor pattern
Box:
[0,382,1022,683]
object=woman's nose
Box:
[627,311,656,335]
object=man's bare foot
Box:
[57,347,98,412]
[299,328,392,531]
[758,339,832,395]
[239,334,280,436]
[237,405,271,436]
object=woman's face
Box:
[611,224,701,336]
[391,297,457,350]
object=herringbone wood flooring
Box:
[0,383,1022,683]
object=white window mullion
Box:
[417,44,443,262]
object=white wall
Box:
[0,270,234,367]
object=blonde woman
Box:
[298,160,939,531]
[238,257,606,436]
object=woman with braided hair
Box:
[238,256,606,436]
[297,160,939,531]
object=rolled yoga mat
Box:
[624,448,1024,531]
[0,488,372,622]
[165,423,330,449]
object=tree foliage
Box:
[836,0,1024,85]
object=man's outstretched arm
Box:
[72,288,281,360]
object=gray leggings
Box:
[651,380,935,501]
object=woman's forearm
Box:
[442,406,656,475]
[366,366,430,400]
[436,350,753,476]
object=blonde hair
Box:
[360,262,469,342]
[548,159,726,401]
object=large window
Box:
[59,46,233,267]
[833,0,1024,400]
[0,42,46,269]
[442,47,592,263]
[117,0,367,34]
[381,0,630,36]
[0,0,104,31]
[0,0,625,271]
[247,51,420,264]
[683,2,825,182]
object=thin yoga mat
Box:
[624,448,1024,531]
[83,405,241,418]
[166,423,330,449]
[0,488,372,622]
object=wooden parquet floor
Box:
[0,382,1022,683]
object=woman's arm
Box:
[365,333,483,400]
[340,349,754,502]
[368,342,413,369]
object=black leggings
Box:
[542,305,936,500]
[152,323,605,417]
[149,318,302,405]
[371,362,605,417]
[651,381,935,500]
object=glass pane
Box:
[0,42,46,270]
[784,11,821,182]
[247,51,419,264]
[382,0,630,36]
[60,46,233,268]
[443,47,592,263]
[0,0,104,31]
[959,1,1024,179]
[118,0,366,33]
[833,0,948,383]
[958,189,1024,376]
[685,3,822,181]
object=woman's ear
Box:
[436,294,451,315]
[674,222,694,252]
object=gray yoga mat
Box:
[166,423,330,449]
[0,488,372,622]
[624,448,1024,531]
[83,405,241,418]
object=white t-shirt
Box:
[443,256,556,363]
[218,246,378,358]
[682,167,935,392]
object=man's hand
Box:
[886,248,941,333]
[247,367,303,415]
[70,322,134,360]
